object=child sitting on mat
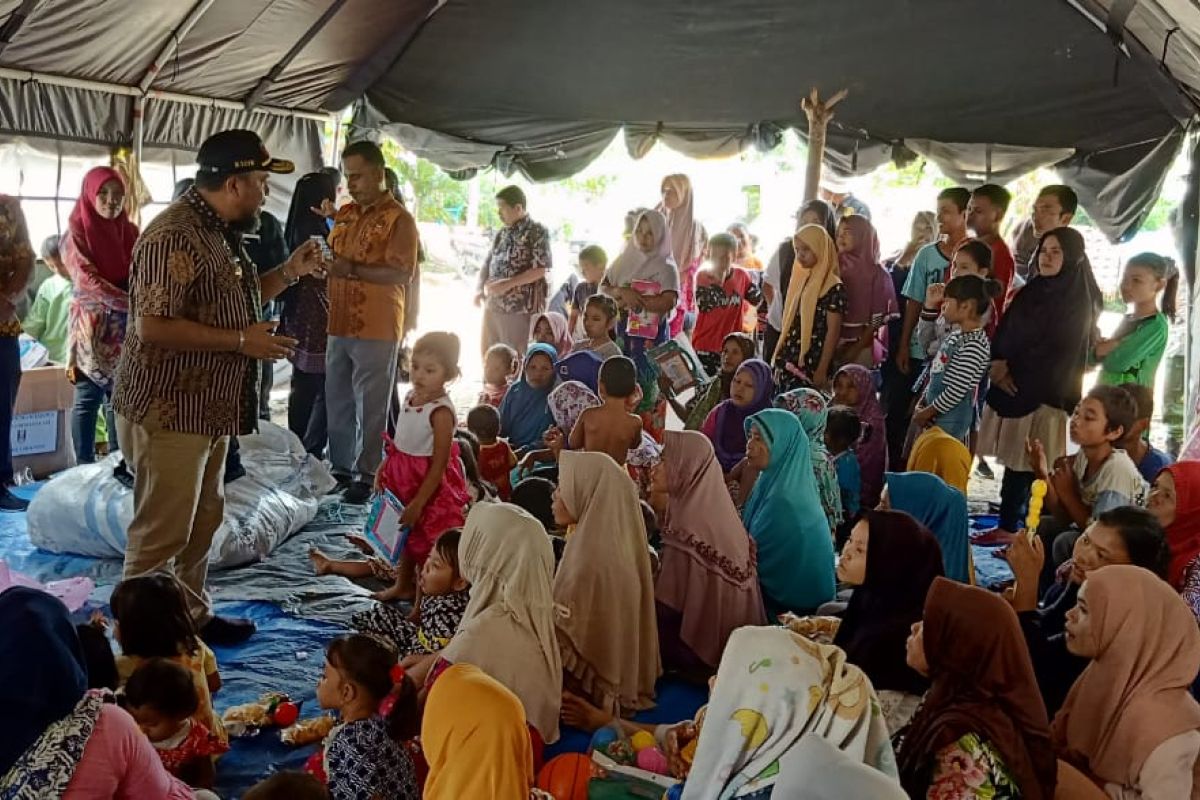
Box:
[310,635,420,799]
[109,575,227,749]
[467,404,517,501]
[1030,384,1148,573]
[124,658,227,788]
[478,343,518,408]
[351,529,470,661]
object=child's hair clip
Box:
[389,663,407,685]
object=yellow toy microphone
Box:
[1025,479,1048,542]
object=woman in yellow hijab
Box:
[422,663,538,800]
[907,425,972,494]
[772,224,845,393]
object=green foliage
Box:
[379,139,502,228]
[1139,195,1173,232]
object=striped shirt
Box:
[928,328,991,415]
[112,189,260,437]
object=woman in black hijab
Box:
[824,509,943,732]
[280,171,337,458]
[977,227,1101,540]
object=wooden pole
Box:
[801,87,848,202]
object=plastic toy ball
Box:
[536,753,595,800]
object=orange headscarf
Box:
[422,664,535,800]
[907,426,972,494]
[774,224,841,368]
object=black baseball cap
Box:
[196,129,294,175]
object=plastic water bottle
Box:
[12,467,33,487]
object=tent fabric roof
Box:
[0,0,420,111]
[1,0,1199,237]
[353,0,1199,239]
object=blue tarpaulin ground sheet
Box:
[0,484,710,797]
[0,481,1010,797]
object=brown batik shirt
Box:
[113,188,261,437]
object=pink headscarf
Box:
[836,363,887,507]
[656,431,765,668]
[837,215,896,329]
[67,167,137,287]
[659,175,704,272]
[529,311,572,358]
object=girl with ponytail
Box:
[1095,252,1175,388]
[313,634,420,799]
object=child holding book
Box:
[312,333,468,603]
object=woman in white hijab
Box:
[437,502,563,744]
[603,209,680,441]
[659,174,706,339]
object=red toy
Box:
[272,700,300,727]
[536,753,595,800]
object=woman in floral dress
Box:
[62,167,138,463]
[897,578,1057,799]
[771,224,844,394]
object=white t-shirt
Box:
[764,249,784,330]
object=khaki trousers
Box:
[481,309,533,357]
[116,414,229,624]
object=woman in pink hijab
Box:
[659,175,707,339]
[63,167,138,463]
[835,215,896,368]
[651,430,764,672]
[528,311,573,358]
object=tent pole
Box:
[244,0,352,110]
[1182,133,1200,441]
[133,94,146,164]
[0,0,41,58]
[137,0,216,94]
[801,88,848,202]
[0,67,332,122]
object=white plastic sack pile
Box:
[27,422,336,570]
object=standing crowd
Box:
[1,130,1199,800]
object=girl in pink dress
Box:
[375,332,470,601]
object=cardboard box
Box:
[11,365,75,479]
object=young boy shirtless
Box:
[569,357,643,466]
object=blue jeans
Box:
[0,336,20,485]
[72,373,116,464]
